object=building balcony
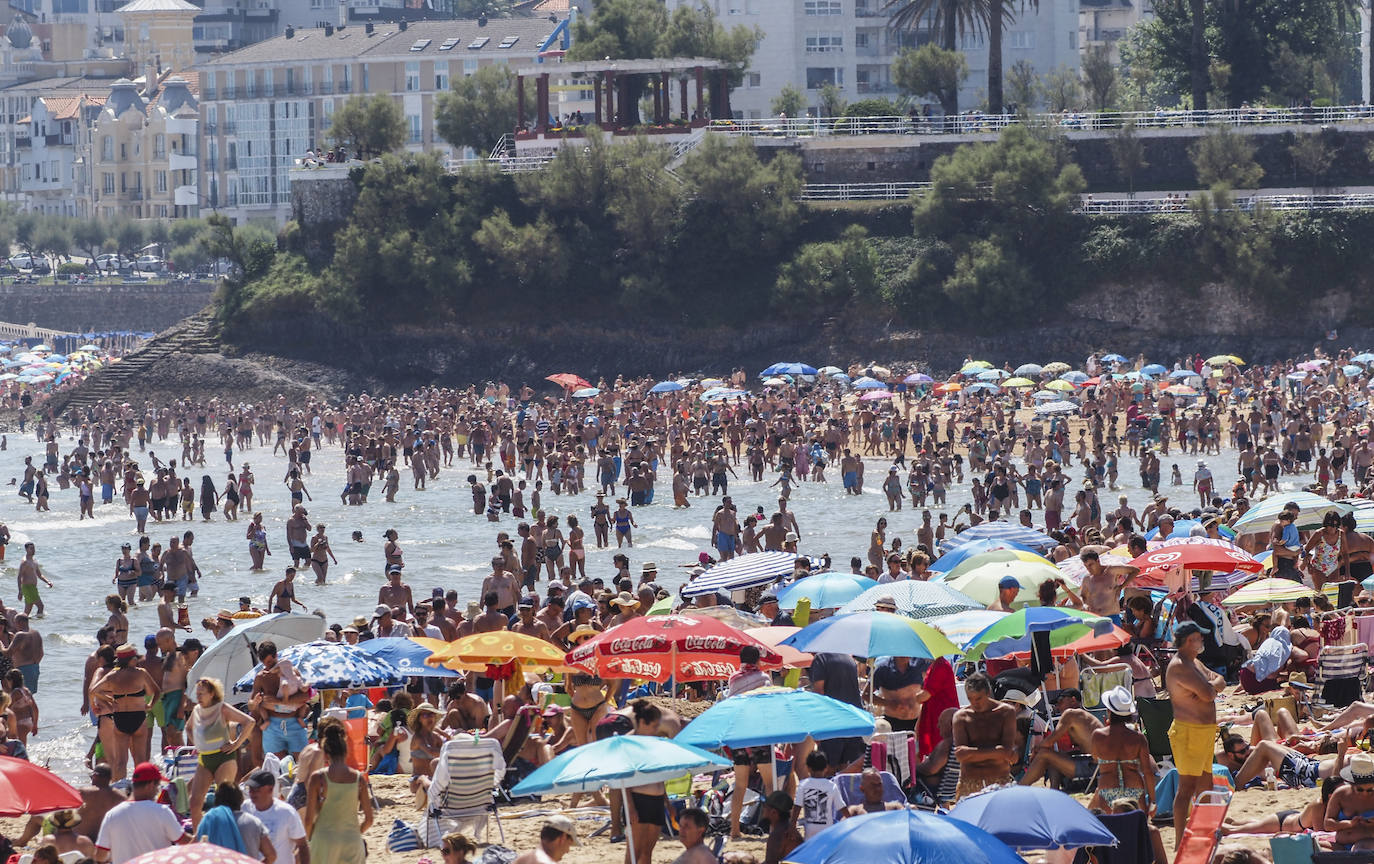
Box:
[169,152,197,171]
[166,117,198,136]
[174,185,198,206]
[14,137,29,149]
[318,82,333,94]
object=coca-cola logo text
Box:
[684,660,736,678]
[610,636,664,654]
[613,657,663,679]
[683,635,732,651]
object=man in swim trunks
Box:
[153,628,188,748]
[952,671,1017,799]
[1166,620,1226,850]
[9,614,42,692]
[16,543,50,618]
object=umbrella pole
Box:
[622,786,638,864]
[671,644,676,699]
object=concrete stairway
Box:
[55,310,221,410]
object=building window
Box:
[405,61,420,91]
[464,59,478,76]
[1069,31,1078,48]
[408,114,421,143]
[102,172,114,194]
[341,65,352,92]
[1008,31,1033,49]
[435,61,449,90]
[855,32,868,48]
[154,133,166,157]
[805,33,843,52]
[803,0,841,13]
[101,135,113,160]
[805,67,840,88]
[746,71,761,88]
[361,64,369,91]
[959,33,985,49]
[156,170,167,192]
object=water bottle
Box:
[1264,765,1277,790]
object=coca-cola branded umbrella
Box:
[566,614,784,685]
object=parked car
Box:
[96,254,129,271]
[8,254,34,270]
[135,255,164,273]
[31,259,50,275]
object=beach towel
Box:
[918,658,958,758]
[198,805,246,853]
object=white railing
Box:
[800,181,931,200]
[794,183,1374,211]
[489,134,513,160]
[706,104,1374,139]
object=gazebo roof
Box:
[515,56,724,76]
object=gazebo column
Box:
[605,71,616,127]
[535,73,549,132]
[652,74,662,123]
[679,76,688,120]
[695,66,705,120]
[516,74,525,130]
[593,74,602,125]
[661,71,670,122]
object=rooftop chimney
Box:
[324,23,333,35]
[364,21,373,34]
[398,19,406,30]
[285,24,294,37]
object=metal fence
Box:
[707,104,1374,139]
[799,181,931,201]
[797,183,1374,211]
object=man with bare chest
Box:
[952,672,1017,799]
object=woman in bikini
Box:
[246,513,270,571]
[406,704,449,799]
[310,524,338,586]
[1088,687,1156,813]
[90,644,159,782]
[104,595,129,647]
[223,472,240,520]
[541,515,565,583]
[567,628,610,747]
[566,515,586,580]
[187,676,252,830]
[1225,775,1339,836]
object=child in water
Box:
[1171,464,1183,485]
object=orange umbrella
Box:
[934,382,962,394]
[426,632,570,672]
[744,626,813,669]
[1006,624,1131,659]
[546,373,592,391]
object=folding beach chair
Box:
[834,770,905,808]
[1315,643,1368,709]
[1174,790,1229,864]
[424,736,506,846]
[1135,697,1174,762]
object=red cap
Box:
[131,762,162,784]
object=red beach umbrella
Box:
[567,614,784,683]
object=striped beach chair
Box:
[425,736,506,846]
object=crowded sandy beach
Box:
[0,348,1372,864]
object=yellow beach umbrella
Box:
[1045,380,1075,391]
[1042,362,1071,374]
[1002,377,1035,388]
[426,631,571,672]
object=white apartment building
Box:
[668,0,1081,117]
[1079,0,1152,65]
[15,91,101,214]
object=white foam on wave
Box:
[54,632,96,647]
[639,537,697,551]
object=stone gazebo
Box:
[513,57,728,149]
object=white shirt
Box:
[95,799,186,864]
[250,797,307,864]
[796,777,841,837]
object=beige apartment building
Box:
[199,17,558,224]
[87,72,198,218]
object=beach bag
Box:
[481,847,517,864]
[386,819,420,853]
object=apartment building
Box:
[198,17,557,223]
[15,91,102,214]
[667,0,1081,117]
[88,73,199,218]
[1079,0,1151,66]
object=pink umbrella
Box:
[125,844,262,864]
[859,389,894,401]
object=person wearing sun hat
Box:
[1329,752,1374,849]
[988,574,1021,612]
[1081,686,1154,812]
[512,814,579,864]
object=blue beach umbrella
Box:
[1100,353,1128,364]
[761,362,817,377]
[904,372,933,384]
[929,538,1035,574]
[1141,363,1168,376]
[1353,353,1374,365]
[837,581,983,619]
[1344,365,1363,377]
[649,380,684,393]
[354,637,459,678]
[780,611,959,659]
[233,640,405,692]
[940,522,1058,554]
[852,376,885,389]
[965,382,1000,393]
[976,368,1009,381]
[1058,370,1089,384]
[1015,363,1044,377]
[675,687,875,749]
[784,809,1026,864]
[1169,369,1199,379]
[776,573,877,610]
[948,785,1118,850]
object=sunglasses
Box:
[1230,745,1251,756]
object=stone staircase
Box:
[55,310,221,410]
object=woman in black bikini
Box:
[269,568,306,614]
[90,643,159,782]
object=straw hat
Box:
[568,626,600,644]
[611,591,640,610]
[407,704,442,727]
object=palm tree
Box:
[884,0,986,50]
[985,0,1035,115]
[1188,0,1207,110]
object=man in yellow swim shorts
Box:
[1166,621,1226,849]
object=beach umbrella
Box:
[929,538,1036,575]
[426,631,571,673]
[354,637,460,678]
[698,377,725,388]
[762,362,817,377]
[829,373,851,384]
[1101,353,1128,364]
[566,614,783,683]
[762,377,789,387]
[0,374,14,381]
[125,844,262,864]
[838,581,983,619]
[859,389,894,401]
[961,360,993,373]
[650,380,684,393]
[776,573,877,610]
[1206,354,1244,366]
[961,607,1114,662]
[571,387,600,398]
[940,522,1058,554]
[682,551,805,597]
[189,612,326,691]
[1230,491,1352,533]
[676,687,875,749]
[0,756,82,815]
[79,343,100,351]
[1056,553,1131,586]
[1002,377,1035,388]
[687,606,769,630]
[924,610,1010,648]
[948,785,1118,850]
[1286,371,1310,381]
[233,640,404,692]
[512,735,731,864]
[1221,577,1317,606]
[934,382,962,394]
[1353,353,1374,365]
[1141,363,1168,376]
[1298,360,1328,371]
[1169,369,1199,380]
[545,372,591,390]
[1128,541,1261,584]
[1342,498,1374,533]
[1035,400,1079,415]
[904,372,933,384]
[1015,363,1043,377]
[1042,361,1071,374]
[1031,389,1062,400]
[944,549,1052,582]
[29,343,49,353]
[743,627,813,668]
[783,808,1026,864]
[965,382,1000,393]
[977,368,1009,381]
[818,366,843,376]
[780,611,958,659]
[1164,384,1199,396]
[1044,380,1075,392]
[941,559,1064,608]
[1344,365,1364,377]
[852,376,885,389]
[701,387,749,402]
[865,364,893,378]
[1059,370,1089,384]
